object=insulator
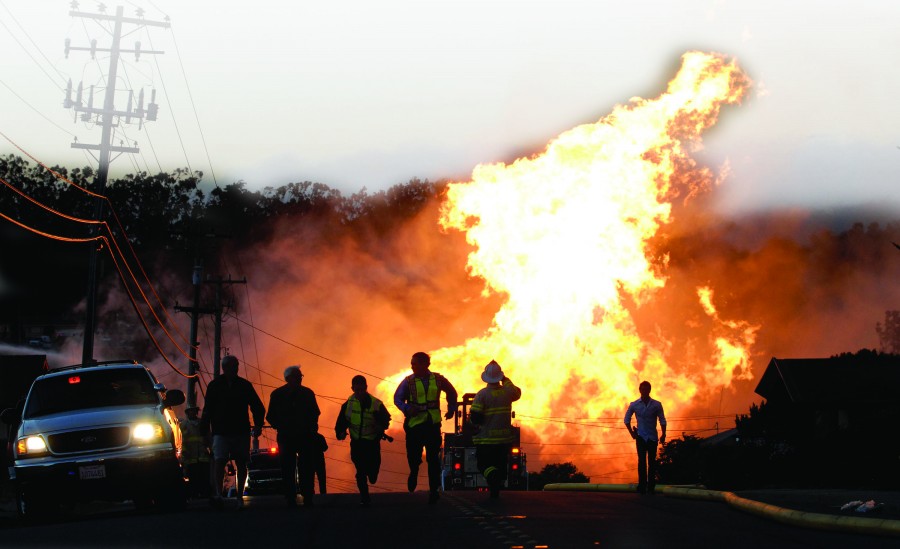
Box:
[64,79,73,108]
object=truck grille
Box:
[48,427,131,454]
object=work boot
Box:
[428,490,440,504]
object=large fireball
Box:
[380,51,754,480]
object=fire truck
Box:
[441,393,527,491]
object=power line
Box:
[225,312,389,382]
[0,4,68,88]
[165,23,218,187]
[0,80,77,138]
[145,31,191,174]
[0,135,199,377]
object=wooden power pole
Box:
[63,5,169,365]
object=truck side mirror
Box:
[163,389,185,408]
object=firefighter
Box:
[393,351,458,504]
[179,405,210,498]
[335,375,391,506]
[470,360,521,499]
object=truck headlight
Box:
[16,435,48,458]
[133,423,164,442]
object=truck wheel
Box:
[153,478,187,512]
[16,487,58,521]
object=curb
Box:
[543,483,900,538]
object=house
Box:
[752,353,900,487]
[755,355,900,438]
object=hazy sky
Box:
[1,0,899,214]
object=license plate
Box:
[78,464,106,480]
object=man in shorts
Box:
[201,355,265,508]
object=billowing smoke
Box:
[203,54,900,487]
[64,52,900,490]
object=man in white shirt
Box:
[624,381,667,495]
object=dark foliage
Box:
[527,461,589,490]
[0,154,444,344]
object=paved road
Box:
[2,490,899,548]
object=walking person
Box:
[266,365,320,507]
[179,406,210,498]
[393,351,458,504]
[624,380,667,494]
[201,355,266,509]
[335,375,391,506]
[470,360,521,499]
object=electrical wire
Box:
[0,147,198,379]
[0,8,67,88]
[144,31,191,174]
[1,130,199,358]
[0,201,193,378]
[224,312,388,382]
[165,22,218,187]
[0,79,77,138]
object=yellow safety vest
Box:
[471,386,516,444]
[407,374,440,428]
[344,394,385,441]
[180,418,209,464]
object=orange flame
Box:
[380,51,753,480]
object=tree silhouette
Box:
[527,461,589,490]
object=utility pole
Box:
[64,4,169,365]
[208,276,247,378]
[174,262,215,409]
[174,272,246,406]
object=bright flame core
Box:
[381,51,754,479]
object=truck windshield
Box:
[24,368,159,418]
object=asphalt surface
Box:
[543,483,900,537]
[3,480,900,540]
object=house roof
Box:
[755,355,900,405]
[700,427,739,447]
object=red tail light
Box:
[68,376,81,384]
[454,463,461,470]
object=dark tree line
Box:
[0,153,445,339]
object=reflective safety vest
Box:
[471,385,517,444]
[180,418,210,464]
[344,394,385,441]
[406,373,440,428]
